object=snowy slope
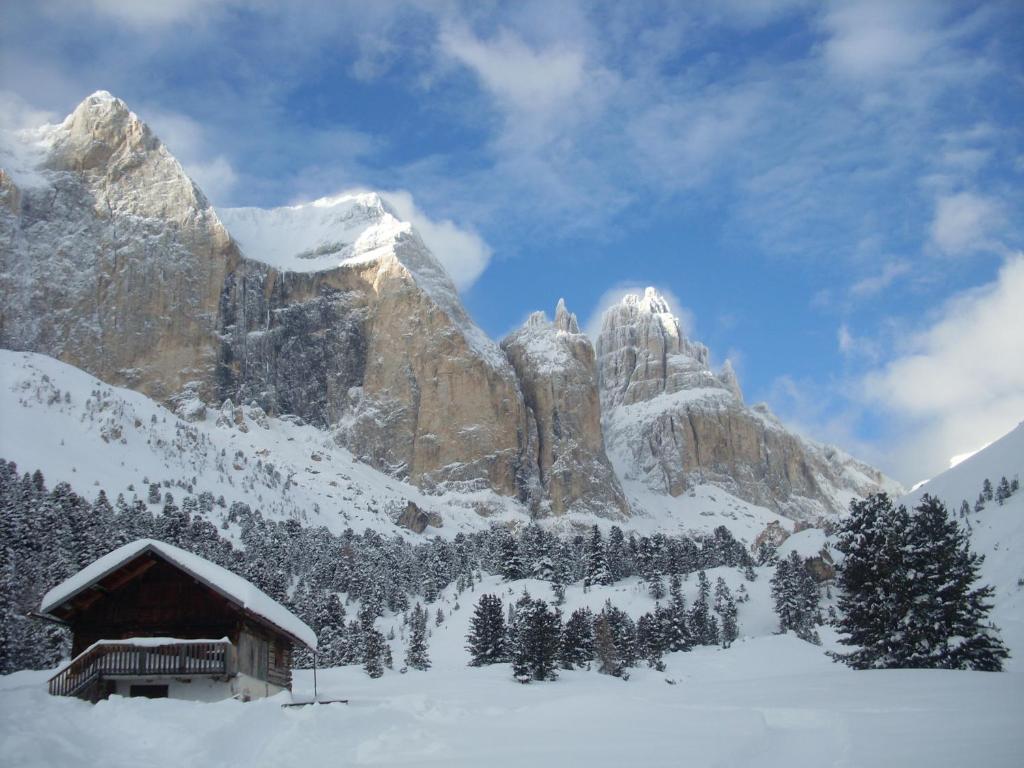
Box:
[1,349,805,545]
[900,422,1024,666]
[0,349,529,538]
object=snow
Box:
[76,637,230,651]
[3,598,1022,766]
[39,539,317,650]
[777,528,830,561]
[218,193,406,274]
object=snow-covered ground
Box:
[3,635,1021,767]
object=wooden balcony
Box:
[48,639,236,701]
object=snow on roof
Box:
[39,539,317,650]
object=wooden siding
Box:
[66,557,242,656]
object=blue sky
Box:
[1,0,1022,485]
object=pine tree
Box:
[688,571,718,645]
[983,478,994,501]
[771,551,821,644]
[593,614,620,677]
[405,603,431,670]
[362,627,385,678]
[714,577,739,647]
[834,493,1008,671]
[584,526,612,587]
[606,525,627,581]
[466,594,506,666]
[636,611,666,669]
[559,607,594,669]
[898,495,1009,670]
[663,574,691,651]
[509,595,561,682]
[975,493,985,513]
[995,477,1011,505]
[958,500,970,519]
[500,536,525,581]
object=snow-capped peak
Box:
[218,192,411,274]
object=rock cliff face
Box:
[501,300,628,518]
[0,92,900,525]
[0,92,236,403]
[0,93,535,498]
[596,288,900,521]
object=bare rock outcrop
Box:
[0,92,236,403]
[501,300,628,518]
[596,288,901,521]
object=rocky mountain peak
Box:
[501,300,628,518]
[554,298,580,333]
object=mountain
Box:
[596,287,902,521]
[501,300,629,519]
[1,92,899,534]
[1,92,536,505]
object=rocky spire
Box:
[501,300,628,519]
[554,298,580,333]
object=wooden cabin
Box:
[37,539,317,703]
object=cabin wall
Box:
[237,623,294,690]
[109,672,286,702]
[68,558,241,656]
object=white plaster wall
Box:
[110,674,286,702]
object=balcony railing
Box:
[48,639,235,700]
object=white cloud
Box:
[929,191,1003,256]
[381,189,492,292]
[78,0,222,27]
[820,0,941,81]
[0,90,57,131]
[439,26,586,116]
[861,254,1024,481]
[849,260,911,298]
[627,85,765,187]
[837,323,877,361]
[583,283,695,342]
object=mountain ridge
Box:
[0,91,901,529]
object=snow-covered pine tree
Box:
[593,614,620,677]
[995,477,1011,505]
[559,606,594,669]
[362,627,385,678]
[500,535,526,581]
[466,594,506,666]
[834,493,1008,671]
[899,495,1009,671]
[983,478,994,501]
[688,571,718,645]
[832,493,909,668]
[636,610,666,669]
[663,574,691,652]
[770,551,821,644]
[584,525,612,588]
[714,577,739,647]
[606,525,628,581]
[405,602,431,670]
[509,595,560,683]
[975,493,985,513]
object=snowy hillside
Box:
[0,349,801,544]
[900,422,1024,664]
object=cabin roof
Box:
[39,539,317,650]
